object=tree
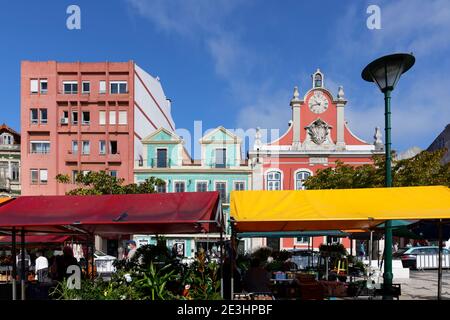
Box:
[303,149,450,190]
[56,171,165,195]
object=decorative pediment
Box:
[199,126,242,144]
[141,127,183,144]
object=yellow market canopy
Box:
[230,186,450,233]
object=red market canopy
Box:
[0,192,223,236]
[0,234,75,246]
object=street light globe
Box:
[362,53,415,93]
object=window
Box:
[156,149,167,168]
[174,181,185,193]
[40,109,48,124]
[0,134,13,145]
[109,141,118,155]
[30,141,50,154]
[314,73,322,88]
[82,141,90,155]
[99,111,106,125]
[215,182,227,202]
[63,81,78,94]
[72,111,78,125]
[110,171,118,178]
[40,80,48,94]
[118,111,127,125]
[99,81,106,94]
[72,170,79,183]
[215,148,226,168]
[266,171,281,190]
[72,141,78,154]
[109,111,116,125]
[99,140,106,155]
[234,181,245,191]
[30,169,38,184]
[295,170,311,190]
[39,169,48,184]
[295,237,310,244]
[326,236,340,244]
[30,79,38,94]
[157,182,167,193]
[30,109,38,124]
[82,81,90,93]
[82,111,90,125]
[110,81,127,94]
[196,182,208,192]
[61,111,69,125]
[11,163,19,181]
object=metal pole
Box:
[230,232,235,300]
[383,89,394,300]
[438,219,443,300]
[220,224,224,299]
[369,231,373,268]
[20,228,25,300]
[11,227,16,300]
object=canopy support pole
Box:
[438,219,443,301]
[20,228,25,300]
[369,231,373,269]
[220,221,224,299]
[90,235,95,281]
[11,227,16,301]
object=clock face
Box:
[308,91,329,114]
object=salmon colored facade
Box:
[248,69,384,252]
[21,61,175,196]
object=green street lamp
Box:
[362,53,415,299]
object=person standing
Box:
[126,240,137,261]
[35,251,49,282]
[16,250,31,281]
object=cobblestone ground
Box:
[397,270,450,300]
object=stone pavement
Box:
[397,270,450,300]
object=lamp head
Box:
[362,53,415,93]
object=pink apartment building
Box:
[21,61,175,195]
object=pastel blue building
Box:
[134,126,252,257]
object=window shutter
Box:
[30,79,38,93]
[99,81,106,93]
[118,111,127,125]
[109,111,116,125]
[99,111,106,125]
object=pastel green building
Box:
[134,126,252,257]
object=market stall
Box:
[0,192,224,300]
[229,186,450,300]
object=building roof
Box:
[0,124,20,143]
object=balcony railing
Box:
[0,145,20,151]
[149,158,172,169]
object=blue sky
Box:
[1,0,449,154]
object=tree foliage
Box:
[303,149,450,190]
[55,170,165,195]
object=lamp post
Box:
[362,53,415,299]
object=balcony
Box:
[0,144,20,152]
[107,153,122,163]
[65,151,78,162]
[149,157,173,169]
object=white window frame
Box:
[30,141,50,154]
[39,79,48,94]
[214,147,227,168]
[294,236,310,245]
[110,81,128,94]
[99,80,106,94]
[265,169,283,191]
[39,108,48,124]
[71,110,79,125]
[30,108,39,124]
[195,180,209,192]
[173,180,186,193]
[39,169,48,184]
[155,147,168,168]
[215,180,228,203]
[72,140,78,154]
[81,111,90,125]
[30,169,39,184]
[82,141,90,155]
[233,181,246,191]
[109,170,118,178]
[118,111,128,125]
[63,81,78,94]
[99,111,106,125]
[99,140,106,155]
[294,169,313,190]
[82,81,90,94]
[157,179,168,193]
[30,79,38,94]
[109,111,116,125]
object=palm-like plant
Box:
[136,263,176,300]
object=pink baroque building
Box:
[21,61,175,195]
[248,69,384,252]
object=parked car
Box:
[394,246,450,269]
[288,249,319,270]
[94,250,117,274]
